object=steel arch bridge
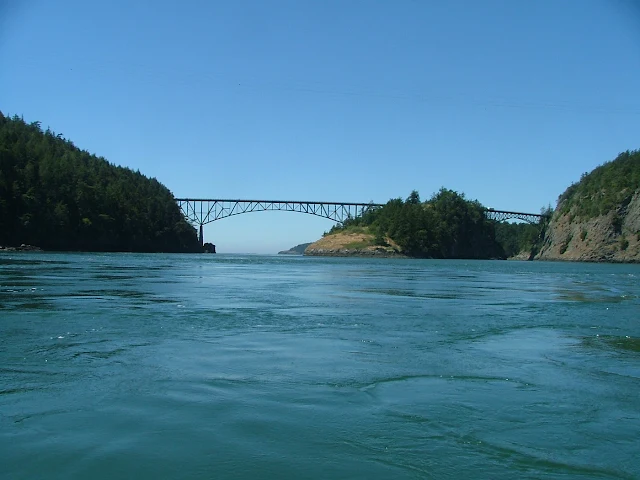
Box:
[175,198,384,244]
[175,198,546,245]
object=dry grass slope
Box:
[305,231,404,257]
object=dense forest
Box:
[329,189,518,258]
[494,221,544,258]
[0,113,201,252]
[558,150,640,218]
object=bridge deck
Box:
[177,198,384,207]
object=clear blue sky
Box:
[1,0,639,253]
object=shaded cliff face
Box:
[536,191,640,262]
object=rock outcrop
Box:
[304,232,405,258]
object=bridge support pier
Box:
[199,224,204,247]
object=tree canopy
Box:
[0,112,200,252]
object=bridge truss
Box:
[175,198,384,244]
[176,199,384,225]
[484,209,545,224]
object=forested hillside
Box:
[0,113,201,252]
[557,150,640,219]
[327,189,505,259]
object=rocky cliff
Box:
[535,150,640,263]
[536,192,640,262]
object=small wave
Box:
[471,437,636,479]
[582,335,640,354]
[358,288,479,300]
[0,386,40,396]
[359,373,529,392]
[554,289,636,303]
[70,347,128,360]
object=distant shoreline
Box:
[0,244,42,252]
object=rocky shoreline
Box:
[0,244,42,252]
[303,231,405,258]
[304,247,406,258]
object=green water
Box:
[1,253,639,479]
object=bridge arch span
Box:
[176,198,383,226]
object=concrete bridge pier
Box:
[198,223,216,253]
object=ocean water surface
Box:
[1,253,639,479]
